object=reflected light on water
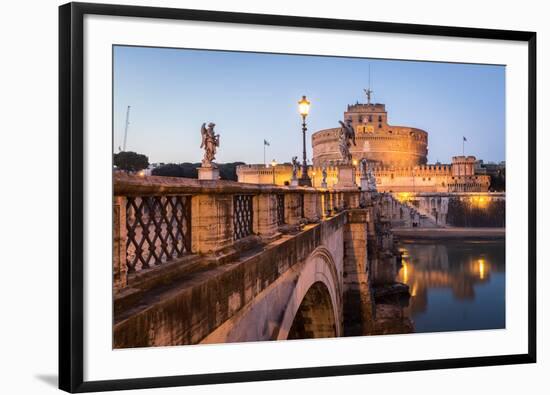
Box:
[401,260,409,284]
[395,240,505,333]
[468,195,489,208]
[478,259,486,280]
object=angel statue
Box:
[322,165,328,184]
[338,128,353,164]
[360,158,368,178]
[338,119,356,164]
[291,156,299,179]
[200,122,220,167]
[338,119,356,147]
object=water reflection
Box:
[397,240,505,333]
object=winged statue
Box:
[200,122,220,167]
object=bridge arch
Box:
[277,246,342,340]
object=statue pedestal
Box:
[321,181,328,189]
[290,178,299,187]
[198,167,219,180]
[336,165,357,189]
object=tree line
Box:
[113,151,244,181]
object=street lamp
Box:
[271,159,277,185]
[297,95,312,187]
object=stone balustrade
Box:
[113,172,369,292]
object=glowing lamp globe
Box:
[298,95,311,117]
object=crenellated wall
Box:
[236,162,491,193]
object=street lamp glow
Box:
[271,159,277,167]
[297,95,312,187]
[298,95,311,117]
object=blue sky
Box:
[113,46,505,165]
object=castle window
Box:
[378,123,382,128]
[368,115,373,122]
[378,115,382,122]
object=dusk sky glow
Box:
[113,45,505,165]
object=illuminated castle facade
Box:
[312,101,427,167]
[237,94,491,193]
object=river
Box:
[396,239,505,333]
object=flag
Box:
[264,139,270,146]
[463,136,467,142]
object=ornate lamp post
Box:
[297,95,312,187]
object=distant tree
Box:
[152,161,246,181]
[219,162,246,181]
[152,163,199,178]
[489,169,506,192]
[114,151,149,172]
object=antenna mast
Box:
[122,105,131,151]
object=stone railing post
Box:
[303,192,321,221]
[253,193,279,241]
[284,192,302,225]
[343,191,361,209]
[191,194,234,254]
[320,192,329,218]
[113,196,128,292]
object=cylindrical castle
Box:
[312,102,428,167]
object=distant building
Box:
[237,93,492,193]
[312,102,427,167]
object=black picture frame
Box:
[59,2,537,393]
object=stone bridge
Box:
[112,173,405,348]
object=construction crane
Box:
[121,105,131,152]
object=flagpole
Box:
[263,142,266,167]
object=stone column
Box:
[343,191,361,209]
[328,192,336,213]
[284,192,302,225]
[191,194,233,254]
[254,193,279,242]
[113,196,128,292]
[303,193,321,222]
[343,209,375,335]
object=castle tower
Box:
[451,156,476,177]
[311,92,428,167]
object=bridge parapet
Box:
[113,172,368,293]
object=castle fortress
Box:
[237,95,491,193]
[312,102,427,167]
